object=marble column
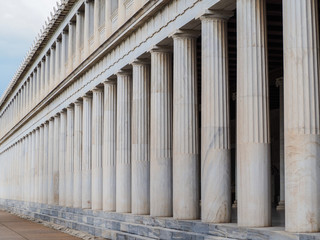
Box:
[105,0,112,38]
[34,129,39,202]
[38,125,44,203]
[133,0,142,12]
[132,60,150,215]
[48,118,54,205]
[172,31,199,220]
[53,114,60,205]
[37,64,41,103]
[66,105,75,207]
[61,31,67,81]
[41,59,46,98]
[43,121,49,204]
[118,0,126,26]
[150,47,173,217]
[76,11,83,66]
[74,100,83,208]
[45,52,50,95]
[82,95,92,209]
[59,110,67,206]
[30,131,35,202]
[283,0,320,232]
[84,0,91,57]
[93,0,100,48]
[276,78,285,211]
[50,46,55,90]
[68,22,75,74]
[103,81,117,212]
[201,12,232,223]
[237,0,271,227]
[92,87,104,210]
[55,39,61,87]
[116,71,132,213]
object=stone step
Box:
[3,204,235,240]
[0,200,312,240]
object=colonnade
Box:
[0,0,319,234]
[0,0,148,140]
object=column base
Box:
[276,201,285,211]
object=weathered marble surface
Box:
[150,47,173,218]
[237,0,271,227]
[1,199,320,240]
[172,31,199,220]
[132,61,150,215]
[283,0,320,233]
[201,12,231,224]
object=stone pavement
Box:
[0,210,79,240]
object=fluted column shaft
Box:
[45,53,50,95]
[201,13,231,223]
[61,31,67,81]
[66,106,75,207]
[68,22,75,74]
[55,40,61,87]
[41,59,46,98]
[103,81,117,211]
[132,61,150,215]
[38,125,44,203]
[82,95,92,209]
[150,48,173,217]
[283,0,320,232]
[50,47,55,90]
[93,0,100,48]
[59,110,67,206]
[172,32,199,220]
[84,1,91,57]
[237,0,271,227]
[76,11,83,66]
[48,118,54,205]
[105,0,112,37]
[43,122,49,204]
[116,71,132,213]
[118,0,126,26]
[34,128,40,203]
[37,64,41,103]
[92,88,104,210]
[53,114,60,205]
[30,131,35,202]
[74,101,83,208]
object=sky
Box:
[0,0,58,99]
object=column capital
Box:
[67,104,74,109]
[149,45,172,53]
[69,21,75,26]
[46,51,50,57]
[60,108,67,114]
[199,10,234,21]
[54,113,60,118]
[117,69,132,77]
[171,29,200,39]
[74,99,83,106]
[41,57,46,62]
[56,38,61,43]
[62,29,68,35]
[50,45,55,50]
[132,58,150,66]
[83,92,93,99]
[92,86,104,93]
[103,79,117,85]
